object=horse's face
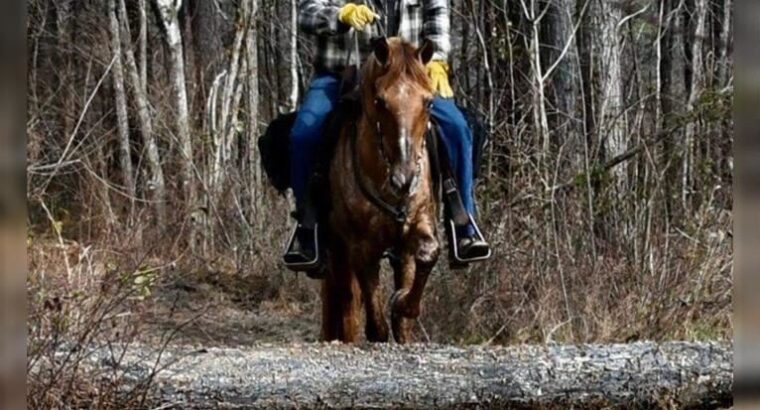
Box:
[366,38,436,194]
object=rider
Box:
[284,0,490,269]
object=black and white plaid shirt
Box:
[298,0,451,73]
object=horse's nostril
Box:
[391,172,408,191]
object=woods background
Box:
[27,0,732,348]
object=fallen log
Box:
[83,341,732,409]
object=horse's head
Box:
[362,37,436,194]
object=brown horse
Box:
[322,37,440,344]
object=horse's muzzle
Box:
[390,170,411,192]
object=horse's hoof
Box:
[390,289,408,315]
[389,289,410,344]
[390,289,419,319]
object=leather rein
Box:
[350,121,410,224]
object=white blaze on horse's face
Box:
[381,83,429,194]
[396,83,411,164]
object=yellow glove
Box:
[426,60,454,98]
[338,4,378,31]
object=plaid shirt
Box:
[298,0,451,73]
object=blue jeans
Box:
[290,74,476,230]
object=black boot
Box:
[283,202,322,273]
[456,233,491,260]
[448,220,492,269]
[440,177,492,268]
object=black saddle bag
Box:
[258,112,297,194]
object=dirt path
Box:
[77,341,731,409]
[138,271,321,346]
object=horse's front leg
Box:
[391,220,440,343]
[322,242,362,343]
[355,258,389,342]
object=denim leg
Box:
[289,74,341,204]
[430,97,476,235]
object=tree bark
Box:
[77,341,732,409]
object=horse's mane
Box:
[363,38,432,92]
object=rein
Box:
[350,121,409,224]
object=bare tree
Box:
[246,0,262,226]
[288,0,299,111]
[139,0,148,93]
[682,0,708,210]
[117,0,167,226]
[108,0,136,208]
[542,0,581,161]
[592,0,626,187]
[155,0,196,240]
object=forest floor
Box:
[137,268,323,347]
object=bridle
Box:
[346,34,432,224]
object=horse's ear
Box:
[417,40,435,65]
[372,37,389,66]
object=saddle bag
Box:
[258,111,297,193]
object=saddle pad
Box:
[258,111,297,194]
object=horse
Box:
[321,37,440,343]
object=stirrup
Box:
[283,223,321,272]
[448,214,492,266]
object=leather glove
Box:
[338,4,378,31]
[426,60,454,98]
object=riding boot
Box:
[283,196,322,274]
[455,224,491,260]
[442,177,492,268]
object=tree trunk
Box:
[682,0,708,210]
[288,0,299,111]
[156,0,196,236]
[717,0,733,87]
[541,0,580,158]
[190,0,225,102]
[117,0,167,227]
[139,0,148,93]
[108,0,136,206]
[593,0,626,187]
[658,0,677,219]
[75,342,732,409]
[246,0,262,230]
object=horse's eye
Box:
[375,98,388,110]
